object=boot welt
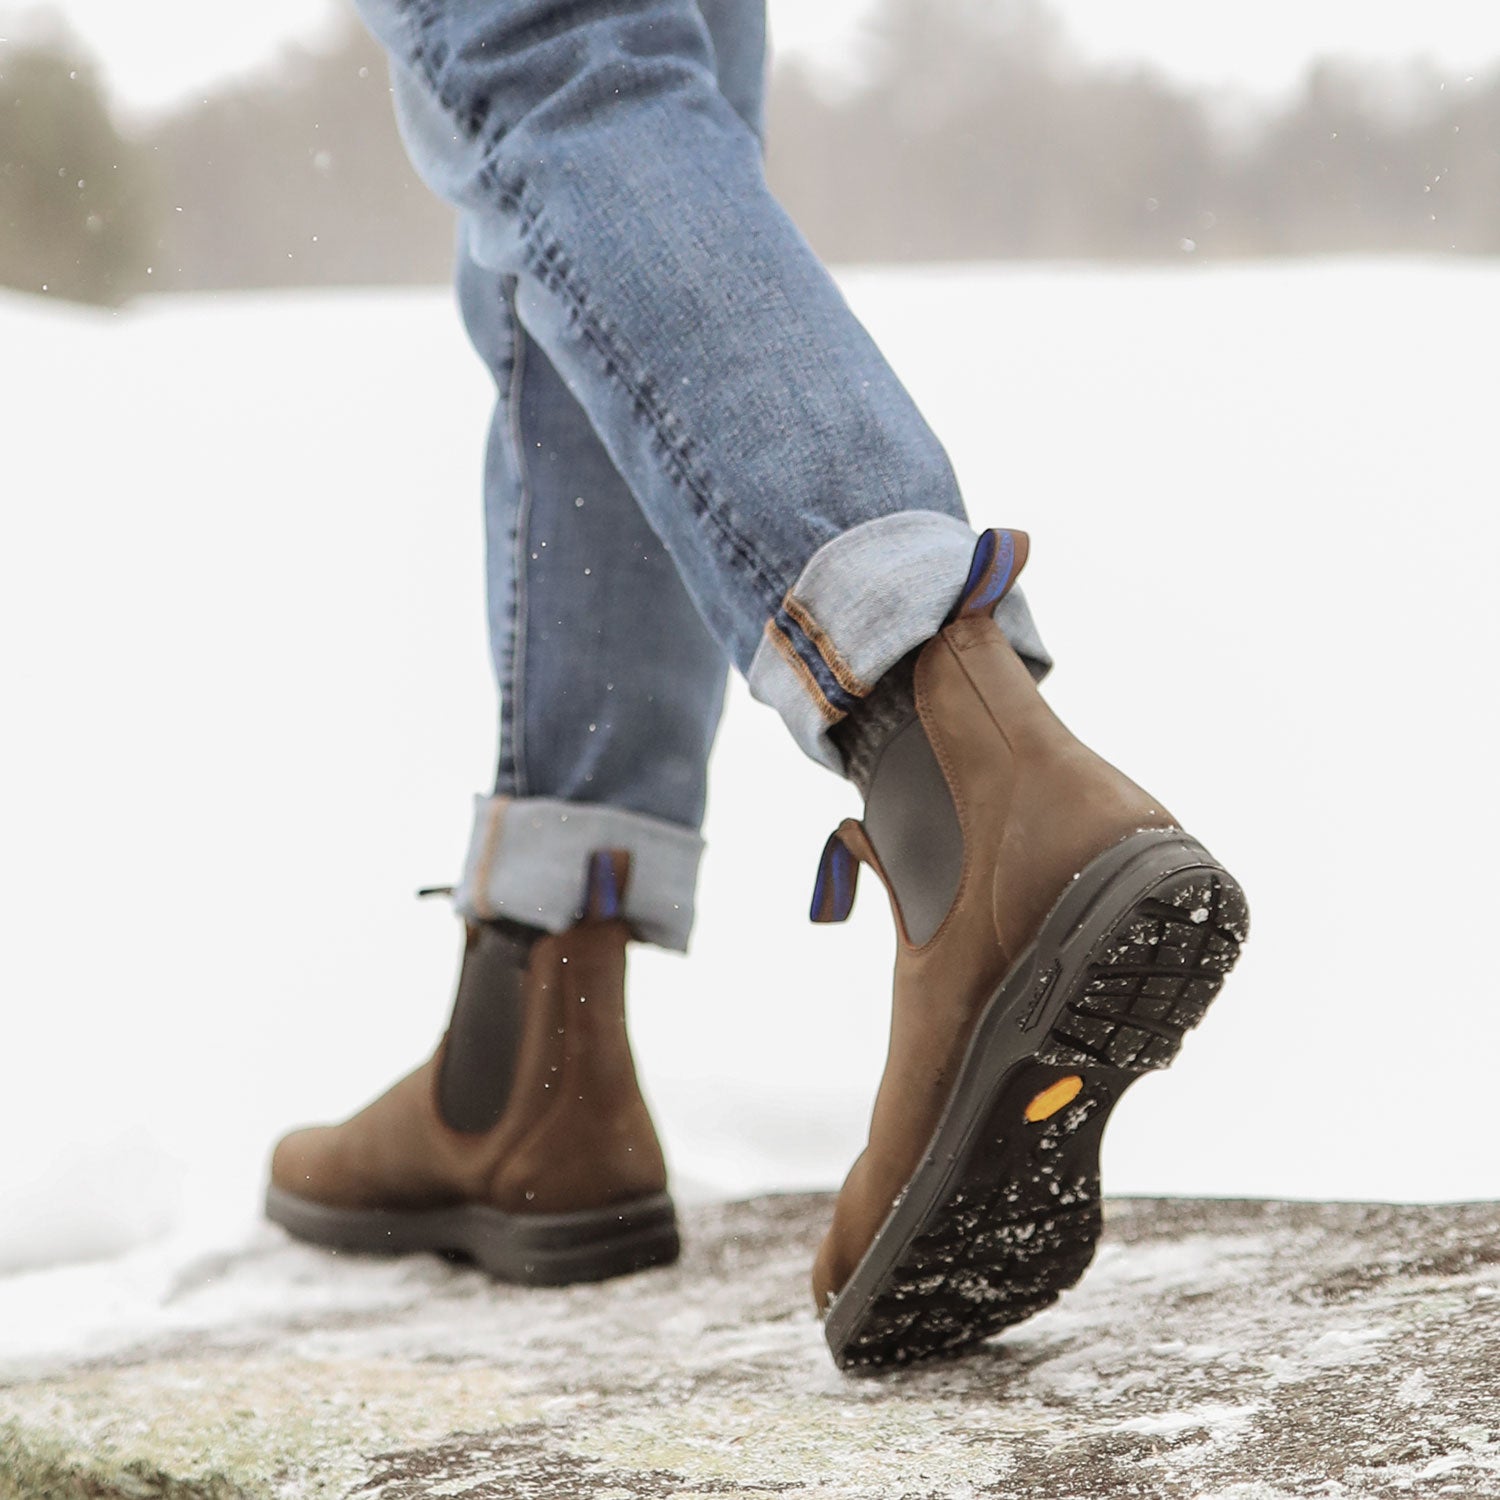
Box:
[264,1187,680,1286]
[825,827,1250,1370]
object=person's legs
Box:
[274,0,1248,1361]
[453,224,731,951]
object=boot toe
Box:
[269,1126,339,1203]
[812,1232,847,1318]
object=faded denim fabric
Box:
[358,0,1049,948]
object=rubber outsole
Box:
[264,1186,680,1286]
[824,828,1249,1371]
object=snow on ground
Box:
[0,261,1496,1352]
[3,1197,1499,1497]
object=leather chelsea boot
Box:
[810,529,1249,1367]
[266,851,678,1284]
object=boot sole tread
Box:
[827,830,1249,1370]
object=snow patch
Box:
[1397,1369,1436,1407]
[1114,1399,1261,1440]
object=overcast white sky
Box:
[6,0,1500,115]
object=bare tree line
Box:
[3,0,1499,306]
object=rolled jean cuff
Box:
[454,795,705,952]
[745,511,1053,772]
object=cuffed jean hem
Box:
[454,795,705,952]
[746,511,1053,772]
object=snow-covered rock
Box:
[2,1194,1497,1498]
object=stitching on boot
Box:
[945,619,1021,755]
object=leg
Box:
[359,0,1050,774]
[267,5,771,1279]
[455,251,729,950]
[806,540,1249,1366]
[447,0,769,952]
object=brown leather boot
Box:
[809,529,1249,1367]
[265,851,678,1284]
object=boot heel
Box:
[1039,851,1250,1076]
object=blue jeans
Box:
[357,0,1050,949]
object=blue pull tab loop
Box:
[810,830,860,924]
[584,849,630,922]
[948,527,1030,624]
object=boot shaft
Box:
[820,529,1173,964]
[474,909,665,1213]
[912,613,1174,960]
[438,847,641,1129]
[437,920,534,1134]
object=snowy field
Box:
[1,261,1496,1357]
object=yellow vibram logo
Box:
[1025,1075,1084,1123]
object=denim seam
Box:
[485,171,790,617]
[764,620,843,724]
[470,798,507,921]
[505,312,534,797]
[409,19,494,139]
[766,604,864,720]
[779,593,871,698]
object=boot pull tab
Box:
[948,527,1030,624]
[584,849,631,922]
[810,824,862,924]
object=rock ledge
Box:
[2,1196,1498,1499]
